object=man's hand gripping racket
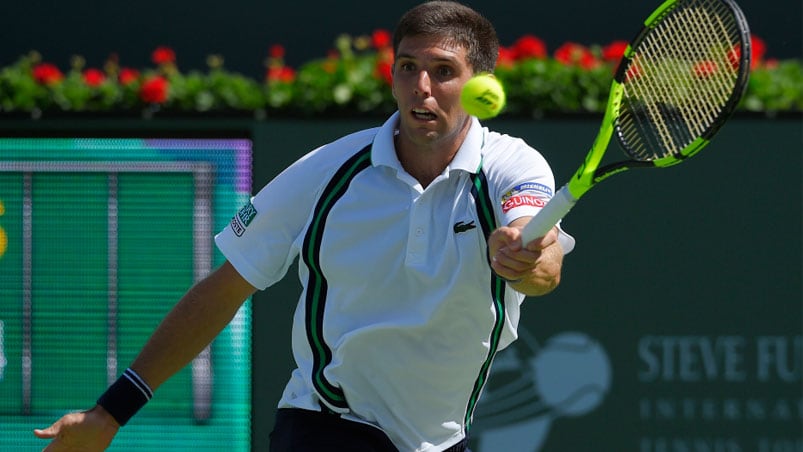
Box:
[521,0,752,244]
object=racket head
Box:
[612,0,751,167]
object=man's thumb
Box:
[33,424,59,439]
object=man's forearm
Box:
[130,261,255,390]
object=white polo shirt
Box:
[215,112,574,451]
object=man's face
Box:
[392,34,474,149]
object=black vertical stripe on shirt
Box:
[301,144,372,411]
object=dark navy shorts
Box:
[268,408,471,452]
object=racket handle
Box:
[520,184,577,245]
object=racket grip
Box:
[520,185,577,245]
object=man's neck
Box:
[393,119,471,188]
[395,137,459,189]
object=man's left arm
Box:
[488,217,564,296]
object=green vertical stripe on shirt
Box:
[301,145,372,410]
[466,168,507,433]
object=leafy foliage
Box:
[0,33,799,118]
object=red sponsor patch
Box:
[502,195,546,213]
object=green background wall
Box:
[0,115,799,451]
[248,117,802,451]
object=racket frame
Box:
[520,0,751,244]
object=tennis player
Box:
[35,2,574,451]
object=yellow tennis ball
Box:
[460,74,506,119]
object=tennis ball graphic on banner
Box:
[532,332,611,416]
[460,73,506,119]
[471,330,612,451]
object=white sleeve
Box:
[485,136,575,254]
[214,150,324,290]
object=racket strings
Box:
[617,0,744,161]
[656,5,732,143]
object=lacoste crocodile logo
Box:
[453,221,477,234]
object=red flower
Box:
[269,44,286,59]
[728,43,745,71]
[512,35,547,60]
[375,60,393,85]
[140,75,169,103]
[693,60,718,78]
[602,41,629,62]
[151,46,176,65]
[750,34,766,69]
[624,63,642,82]
[497,46,516,68]
[729,35,766,71]
[32,63,64,85]
[119,68,140,85]
[83,68,106,87]
[372,29,392,50]
[375,46,394,84]
[266,66,296,83]
[554,42,600,70]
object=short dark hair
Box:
[393,1,499,73]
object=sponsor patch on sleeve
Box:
[501,182,553,213]
[230,202,258,237]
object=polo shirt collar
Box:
[372,111,485,175]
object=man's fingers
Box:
[33,425,58,439]
[523,227,558,251]
[493,247,541,275]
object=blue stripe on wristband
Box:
[122,368,153,400]
[97,368,153,426]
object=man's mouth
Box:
[412,108,437,121]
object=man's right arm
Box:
[129,260,257,391]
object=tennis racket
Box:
[521,0,751,244]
